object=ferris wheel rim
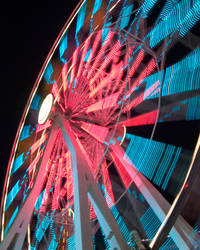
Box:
[1,0,200,249]
[0,0,85,240]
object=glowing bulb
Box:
[38,93,53,125]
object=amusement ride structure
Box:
[0,0,200,249]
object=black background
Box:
[0,1,79,198]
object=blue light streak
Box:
[30,94,41,110]
[75,1,87,46]
[44,63,54,84]
[59,34,67,64]
[125,134,182,190]
[92,0,102,15]
[4,206,19,236]
[5,180,20,211]
[11,152,24,175]
[120,4,134,30]
[149,0,200,48]
[19,125,31,141]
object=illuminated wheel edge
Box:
[0,0,85,240]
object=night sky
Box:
[0,1,79,198]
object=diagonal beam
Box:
[57,115,129,250]
[0,123,58,250]
[150,134,200,249]
[110,144,197,249]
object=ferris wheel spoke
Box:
[57,116,129,249]
[88,40,121,88]
[101,160,115,207]
[86,92,120,114]
[126,58,157,98]
[81,121,109,144]
[76,36,92,79]
[30,133,48,155]
[86,31,114,79]
[69,47,80,89]
[128,49,145,78]
[110,143,194,248]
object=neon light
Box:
[11,153,24,175]
[153,145,175,187]
[81,122,109,143]
[4,206,19,235]
[149,0,200,48]
[127,58,156,98]
[87,35,118,83]
[77,37,91,78]
[59,34,67,64]
[48,238,58,250]
[179,1,200,37]
[125,134,182,189]
[144,48,200,100]
[84,48,91,62]
[28,149,44,174]
[75,0,87,46]
[35,216,50,242]
[35,190,44,210]
[92,0,102,15]
[140,207,161,240]
[162,147,182,190]
[86,92,120,113]
[51,81,60,102]
[69,47,79,88]
[44,62,54,83]
[128,50,145,78]
[67,235,75,249]
[84,30,102,71]
[30,94,41,110]
[186,96,200,121]
[102,22,112,43]
[35,120,51,133]
[31,133,48,154]
[111,152,132,188]
[102,161,115,207]
[120,110,158,127]
[5,180,20,211]
[120,4,134,29]
[140,0,159,18]
[19,125,31,141]
[140,207,178,248]
[123,92,144,112]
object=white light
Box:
[38,93,53,125]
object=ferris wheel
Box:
[1,0,200,249]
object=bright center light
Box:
[38,93,53,125]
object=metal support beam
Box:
[150,135,200,249]
[111,144,197,250]
[0,124,58,250]
[57,116,130,250]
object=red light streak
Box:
[127,58,157,97]
[128,50,145,78]
[86,92,120,113]
[120,109,158,126]
[31,133,48,155]
[86,31,114,80]
[102,160,115,207]
[144,80,160,99]
[81,122,109,143]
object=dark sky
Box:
[0,1,79,198]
